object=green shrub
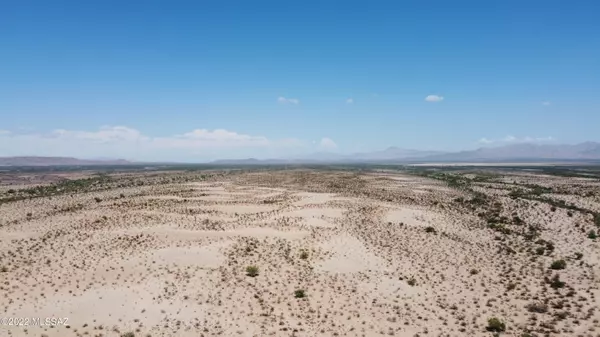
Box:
[246,265,259,277]
[407,278,416,286]
[589,230,598,240]
[550,259,566,270]
[294,289,306,298]
[549,275,565,289]
[0,266,8,273]
[300,251,309,260]
[470,269,479,275]
[425,226,436,234]
[121,333,135,337]
[574,252,583,260]
[526,301,548,313]
[486,317,506,332]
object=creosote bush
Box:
[300,250,309,260]
[526,301,548,313]
[425,226,436,234]
[246,265,259,277]
[294,289,306,298]
[486,317,506,332]
[550,259,566,270]
[407,278,416,286]
[588,230,598,240]
[549,274,565,289]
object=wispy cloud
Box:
[318,137,338,150]
[0,126,305,160]
[277,96,300,105]
[346,98,354,104]
[542,101,551,106]
[425,95,444,102]
[478,135,555,145]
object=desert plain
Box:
[1,166,600,337]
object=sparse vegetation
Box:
[486,317,506,332]
[526,302,548,313]
[294,289,306,298]
[425,226,436,234]
[588,230,597,240]
[550,259,566,270]
[245,265,259,277]
[549,274,566,289]
[2,166,599,335]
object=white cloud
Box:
[277,96,300,105]
[48,126,147,143]
[478,135,555,145]
[0,126,304,161]
[346,98,354,104]
[318,137,338,150]
[542,101,551,106]
[152,129,271,149]
[425,95,444,102]
[0,130,11,135]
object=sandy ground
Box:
[1,169,600,336]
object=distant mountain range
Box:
[419,142,600,162]
[2,142,600,166]
[213,142,600,164]
[212,147,446,164]
[0,156,131,166]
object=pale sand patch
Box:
[11,281,168,329]
[317,233,388,273]
[8,281,255,337]
[0,230,35,242]
[280,208,344,228]
[150,241,231,267]
[358,276,424,298]
[385,207,440,227]
[293,192,336,206]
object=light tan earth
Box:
[1,168,600,337]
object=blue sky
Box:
[1,1,599,161]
